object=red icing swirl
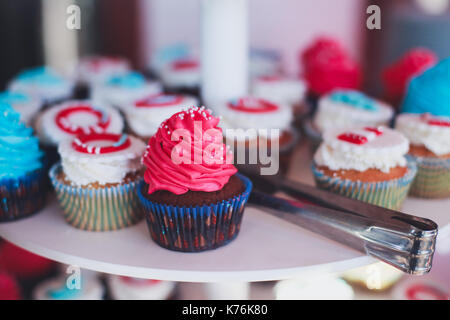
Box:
[300,37,362,95]
[142,107,237,195]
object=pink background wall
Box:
[140,0,365,75]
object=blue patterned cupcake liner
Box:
[0,165,49,222]
[311,161,417,210]
[406,154,450,199]
[138,174,253,252]
[49,163,144,231]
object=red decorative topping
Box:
[72,133,131,155]
[87,56,123,71]
[300,37,362,95]
[337,132,368,145]
[0,273,21,300]
[428,119,450,127]
[135,94,184,108]
[171,59,199,71]
[119,277,161,286]
[55,104,111,135]
[258,75,282,82]
[405,284,448,300]
[228,97,279,114]
[364,127,384,136]
[382,48,437,101]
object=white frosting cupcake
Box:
[77,56,130,85]
[107,275,175,300]
[313,90,394,133]
[124,94,198,138]
[160,58,200,89]
[35,100,124,146]
[0,91,42,125]
[395,113,450,156]
[58,133,145,186]
[252,75,306,107]
[8,67,74,104]
[218,96,293,141]
[314,126,409,173]
[33,275,104,300]
[91,71,162,110]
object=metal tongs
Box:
[244,171,438,275]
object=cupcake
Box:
[33,275,104,300]
[124,93,198,141]
[8,67,74,105]
[219,97,298,175]
[249,48,282,79]
[91,71,162,110]
[395,113,450,198]
[107,275,176,300]
[0,91,42,125]
[306,89,394,150]
[160,58,201,97]
[0,103,48,222]
[49,133,146,231]
[312,126,416,210]
[382,48,437,108]
[251,75,308,125]
[138,107,252,252]
[76,55,130,86]
[35,100,124,165]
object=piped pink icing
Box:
[142,107,237,195]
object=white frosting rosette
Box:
[35,100,124,146]
[160,58,200,89]
[107,275,175,300]
[252,75,307,107]
[313,90,394,133]
[124,94,198,138]
[395,113,450,156]
[76,56,130,85]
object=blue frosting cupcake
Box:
[0,103,48,222]
[401,58,450,117]
[0,91,42,125]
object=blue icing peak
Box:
[106,72,146,88]
[16,67,64,86]
[0,91,31,104]
[329,90,378,111]
[401,57,450,117]
[46,281,82,300]
[0,103,43,179]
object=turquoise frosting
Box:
[46,282,82,300]
[106,72,146,89]
[401,58,450,116]
[329,90,378,111]
[16,67,64,86]
[0,91,31,104]
[0,103,43,179]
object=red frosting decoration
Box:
[0,273,21,300]
[120,277,162,286]
[87,56,123,71]
[405,284,448,300]
[258,75,283,82]
[135,94,185,108]
[364,127,384,136]
[382,48,437,100]
[171,59,199,71]
[0,242,54,279]
[300,37,362,95]
[337,132,368,145]
[427,119,450,127]
[228,97,279,114]
[55,104,111,135]
[72,133,131,155]
[143,107,237,195]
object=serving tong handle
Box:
[246,174,438,275]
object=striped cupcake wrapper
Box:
[137,174,253,252]
[311,161,417,210]
[0,166,49,222]
[406,155,450,199]
[49,163,144,231]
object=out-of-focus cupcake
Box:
[219,96,298,176]
[138,107,252,252]
[0,103,48,222]
[49,133,146,231]
[91,71,162,110]
[107,275,176,300]
[160,58,200,97]
[8,67,74,105]
[33,275,104,300]
[124,93,198,141]
[249,48,282,79]
[252,75,308,126]
[312,126,416,210]
[382,48,437,109]
[395,113,450,198]
[0,91,42,125]
[35,100,124,165]
[305,90,394,150]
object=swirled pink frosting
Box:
[143,106,237,195]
